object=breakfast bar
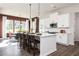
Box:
[28,33,57,56]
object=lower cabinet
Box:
[56,33,69,45]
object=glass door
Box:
[14,20,20,33]
[6,20,13,33]
[20,21,26,33]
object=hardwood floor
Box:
[0,39,32,56]
[49,41,79,56]
[0,38,79,56]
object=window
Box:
[20,21,26,32]
[6,20,13,33]
[14,20,20,33]
[5,18,29,36]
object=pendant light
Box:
[29,4,31,20]
[29,4,33,33]
[38,3,40,18]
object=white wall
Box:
[68,13,75,45]
[74,13,79,41]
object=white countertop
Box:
[28,33,56,37]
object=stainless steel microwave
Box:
[50,23,57,28]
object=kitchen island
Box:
[29,33,57,56]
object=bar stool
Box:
[28,35,40,56]
[19,33,27,50]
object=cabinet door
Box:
[58,13,69,27]
[50,13,58,23]
[56,34,63,43]
[56,34,68,44]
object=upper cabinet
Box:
[50,13,70,28]
[57,13,70,28]
[50,12,58,23]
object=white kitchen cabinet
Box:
[40,33,56,56]
[50,13,58,23]
[57,13,70,27]
[39,18,50,33]
[56,33,69,45]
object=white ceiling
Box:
[0,3,78,18]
